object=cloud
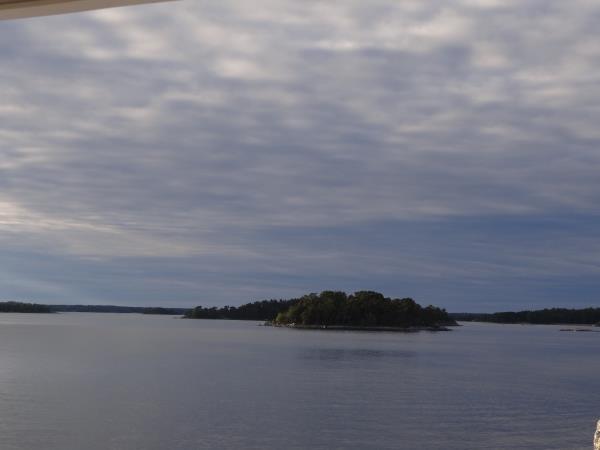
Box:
[1,0,600,309]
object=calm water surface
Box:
[0,313,598,449]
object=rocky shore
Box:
[594,420,599,450]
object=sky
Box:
[1,0,600,311]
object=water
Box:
[0,314,597,450]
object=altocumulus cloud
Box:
[1,0,600,310]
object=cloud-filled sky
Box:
[1,0,600,311]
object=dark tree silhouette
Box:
[0,301,52,313]
[451,308,600,325]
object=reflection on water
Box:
[0,314,597,450]
[299,347,416,361]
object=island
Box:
[185,291,457,331]
[272,291,456,331]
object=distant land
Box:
[0,302,188,315]
[50,305,188,315]
[0,301,52,313]
[2,300,599,327]
[451,308,600,325]
[186,291,457,330]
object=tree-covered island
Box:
[185,291,456,331]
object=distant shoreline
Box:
[0,302,188,315]
[267,323,453,332]
[451,308,600,326]
[3,301,598,329]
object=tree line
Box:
[184,299,298,320]
[0,301,52,313]
[451,308,600,325]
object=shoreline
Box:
[267,323,453,332]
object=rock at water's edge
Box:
[594,420,600,450]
